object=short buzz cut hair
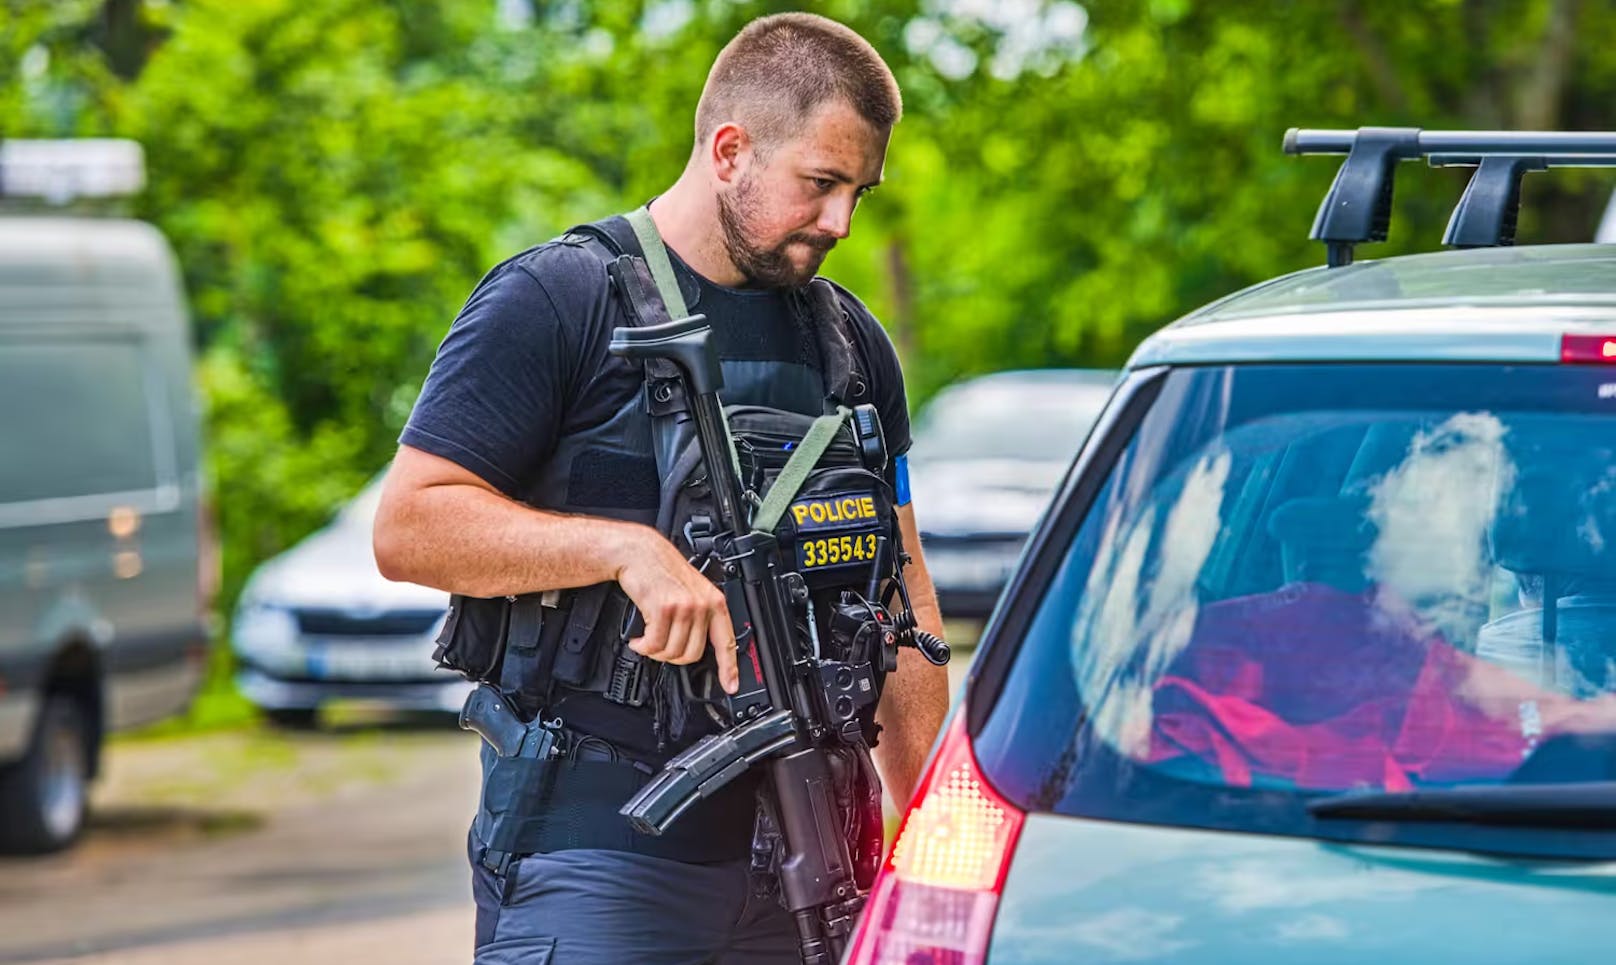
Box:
[694,13,902,156]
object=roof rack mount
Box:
[1284,127,1616,267]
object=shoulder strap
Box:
[601,207,744,518]
[624,207,691,319]
[751,406,853,536]
[560,215,637,259]
[800,279,866,407]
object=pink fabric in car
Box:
[1146,582,1532,791]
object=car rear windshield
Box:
[974,363,1616,858]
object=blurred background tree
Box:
[2,0,1614,615]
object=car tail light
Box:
[1560,334,1616,364]
[845,710,1025,965]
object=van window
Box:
[0,339,161,503]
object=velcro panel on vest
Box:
[480,756,755,862]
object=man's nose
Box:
[817,194,855,240]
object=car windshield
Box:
[910,376,1111,463]
[976,362,1616,856]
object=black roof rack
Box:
[1284,127,1616,267]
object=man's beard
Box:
[716,174,837,289]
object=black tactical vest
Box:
[435,214,873,761]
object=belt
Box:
[475,743,758,864]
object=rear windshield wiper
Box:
[1307,782,1616,828]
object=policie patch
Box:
[790,493,879,531]
[788,490,883,573]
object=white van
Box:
[0,141,211,852]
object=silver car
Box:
[908,369,1115,619]
[231,474,467,726]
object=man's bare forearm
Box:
[873,506,952,808]
[374,462,643,599]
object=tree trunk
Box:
[1514,0,1579,131]
[98,0,151,80]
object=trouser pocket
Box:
[474,935,556,965]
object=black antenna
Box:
[1285,128,1616,266]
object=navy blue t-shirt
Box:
[401,234,911,507]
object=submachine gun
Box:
[609,314,950,965]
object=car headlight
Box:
[231,601,302,671]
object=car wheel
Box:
[264,707,319,730]
[0,694,92,854]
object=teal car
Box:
[847,130,1616,964]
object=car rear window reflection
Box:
[976,363,1616,853]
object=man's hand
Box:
[376,446,740,694]
[612,527,740,694]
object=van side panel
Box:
[0,219,206,763]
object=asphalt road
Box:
[0,721,481,964]
[0,641,977,964]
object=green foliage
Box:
[5,0,1616,636]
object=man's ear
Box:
[710,122,751,185]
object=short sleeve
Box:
[400,257,574,497]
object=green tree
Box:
[4,0,1615,621]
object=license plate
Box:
[305,640,433,680]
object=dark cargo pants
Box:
[469,832,801,964]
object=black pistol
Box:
[459,683,561,760]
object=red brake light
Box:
[1560,334,1616,364]
[845,710,1025,965]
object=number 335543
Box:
[801,532,878,567]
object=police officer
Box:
[373,13,949,964]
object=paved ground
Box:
[0,638,979,965]
[0,718,481,964]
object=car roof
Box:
[1129,244,1616,368]
[0,217,184,330]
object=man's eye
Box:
[811,177,836,192]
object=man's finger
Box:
[680,608,710,667]
[630,613,670,660]
[708,606,739,694]
[664,611,695,665]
